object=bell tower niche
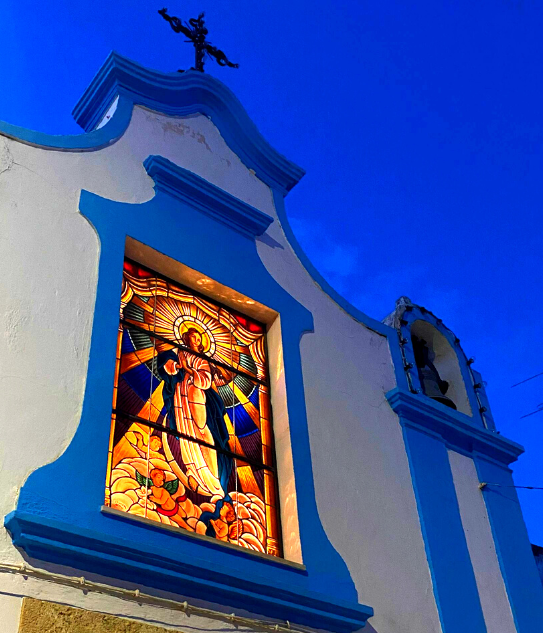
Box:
[411,332,457,410]
[409,319,471,413]
[384,296,486,420]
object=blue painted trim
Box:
[387,388,526,633]
[0,49,401,357]
[5,511,371,632]
[144,155,273,237]
[0,52,305,193]
[401,425,487,632]
[475,457,543,632]
[386,388,523,466]
[0,52,304,193]
[0,95,134,151]
[5,159,372,632]
[470,368,496,431]
[0,53,304,194]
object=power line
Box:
[511,370,543,388]
[479,482,543,491]
[520,403,543,419]
[0,563,303,633]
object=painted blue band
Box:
[387,388,523,465]
[401,425,487,632]
[475,457,543,632]
[387,388,528,633]
[0,52,304,193]
[5,511,372,632]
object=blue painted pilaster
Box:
[403,424,487,633]
[475,456,543,632]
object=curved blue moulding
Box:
[0,51,305,195]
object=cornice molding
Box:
[0,53,304,194]
[386,388,524,466]
[5,511,373,633]
[144,155,273,238]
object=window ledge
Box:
[5,510,373,633]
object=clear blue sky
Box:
[1,1,542,542]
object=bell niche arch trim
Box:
[4,155,373,633]
[384,296,492,428]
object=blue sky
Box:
[1,0,542,542]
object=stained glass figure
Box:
[105,260,281,556]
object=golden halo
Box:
[173,316,216,355]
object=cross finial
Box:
[159,8,239,73]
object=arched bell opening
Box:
[410,320,472,416]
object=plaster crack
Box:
[10,160,66,195]
[0,139,14,176]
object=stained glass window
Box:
[105,259,282,557]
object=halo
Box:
[173,315,216,356]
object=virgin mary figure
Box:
[156,328,232,506]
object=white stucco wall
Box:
[0,107,444,632]
[448,451,516,633]
[0,592,22,633]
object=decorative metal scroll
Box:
[159,8,239,72]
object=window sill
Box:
[101,505,306,571]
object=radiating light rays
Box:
[231,383,260,428]
[120,346,157,374]
[137,383,165,423]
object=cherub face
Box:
[220,502,236,524]
[150,470,165,486]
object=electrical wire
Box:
[511,371,543,388]
[0,562,305,633]
[479,482,543,491]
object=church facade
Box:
[0,53,541,633]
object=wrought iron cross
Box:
[158,8,239,73]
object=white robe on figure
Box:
[163,352,224,498]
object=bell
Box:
[418,367,457,410]
[412,336,457,410]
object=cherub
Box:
[196,500,243,541]
[197,494,266,552]
[194,500,233,538]
[131,432,163,460]
[136,468,191,530]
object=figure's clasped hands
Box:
[179,352,193,375]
